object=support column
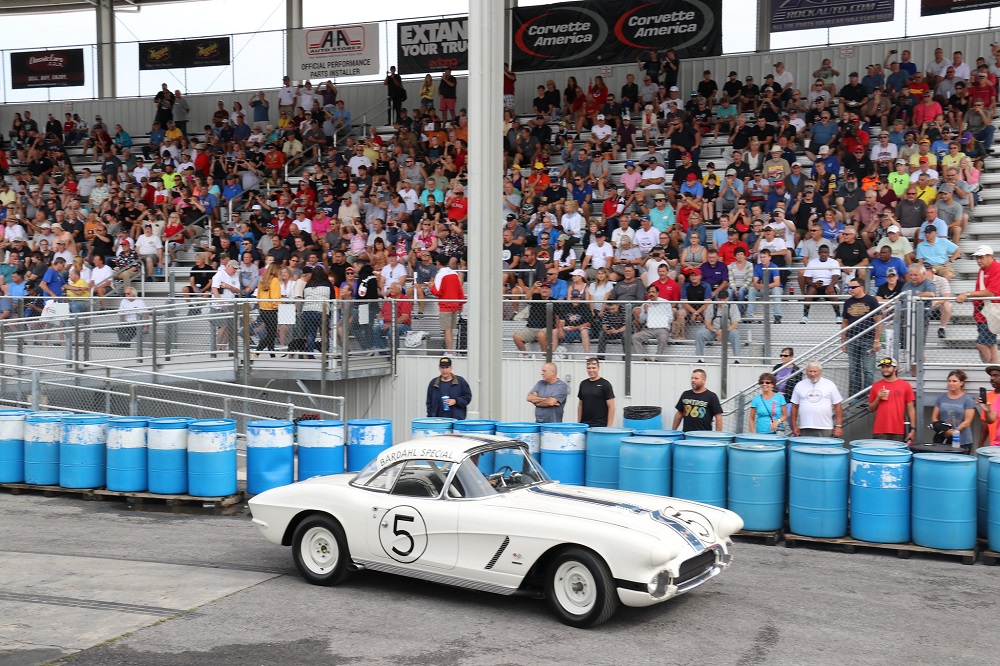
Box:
[466,0,504,420]
[286,0,304,82]
[95,0,116,98]
[756,0,771,53]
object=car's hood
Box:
[501,483,743,541]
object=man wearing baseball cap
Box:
[425,356,471,420]
[867,356,916,443]
[957,245,1000,362]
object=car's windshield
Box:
[462,447,550,495]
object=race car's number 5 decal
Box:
[379,506,428,564]
[392,514,415,556]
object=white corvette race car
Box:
[249,434,743,627]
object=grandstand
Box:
[2,26,999,435]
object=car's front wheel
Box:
[544,547,619,628]
[292,514,351,586]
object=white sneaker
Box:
[835,316,843,324]
[555,345,567,356]
[800,316,809,324]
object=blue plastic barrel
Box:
[188,419,237,497]
[106,417,148,492]
[622,406,663,431]
[672,440,728,507]
[789,436,844,448]
[641,429,684,440]
[976,448,1000,536]
[453,420,498,473]
[685,430,736,442]
[850,439,907,449]
[736,433,788,446]
[346,419,393,473]
[495,422,541,470]
[60,414,109,489]
[23,412,72,485]
[789,445,849,537]
[147,418,191,494]
[246,420,295,495]
[619,437,672,496]
[911,453,976,550]
[411,417,456,438]
[585,427,633,489]
[990,458,1000,552]
[728,443,786,531]
[0,409,32,483]
[540,423,588,485]
[297,420,345,481]
[850,447,913,543]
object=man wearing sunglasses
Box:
[841,278,882,395]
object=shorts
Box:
[977,320,997,346]
[440,97,456,112]
[562,329,585,343]
[503,94,515,110]
[439,310,458,331]
[516,327,543,343]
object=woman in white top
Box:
[612,235,643,279]
[560,200,584,239]
[552,234,577,280]
[277,267,298,348]
[587,267,614,315]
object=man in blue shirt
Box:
[40,257,67,298]
[249,91,270,123]
[144,122,166,160]
[221,174,244,209]
[915,227,960,268]
[699,249,729,299]
[869,245,908,288]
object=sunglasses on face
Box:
[780,353,791,358]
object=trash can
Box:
[622,406,663,431]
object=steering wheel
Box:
[495,465,513,476]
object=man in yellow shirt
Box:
[914,172,938,204]
[164,120,183,143]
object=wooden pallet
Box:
[734,529,784,546]
[0,483,245,516]
[784,532,978,564]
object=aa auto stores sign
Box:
[290,23,380,79]
[512,0,721,71]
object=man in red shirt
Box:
[430,253,465,355]
[969,71,997,116]
[956,245,1000,363]
[446,186,469,228]
[378,281,413,349]
[867,357,916,442]
[718,228,750,264]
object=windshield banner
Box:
[511,0,721,72]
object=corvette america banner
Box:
[511,0,721,72]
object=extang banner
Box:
[397,18,468,74]
[511,0,721,72]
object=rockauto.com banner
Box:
[511,0,721,72]
[138,37,231,70]
[921,0,1000,16]
[771,0,894,32]
[290,23,380,80]
[397,18,468,74]
[10,49,85,89]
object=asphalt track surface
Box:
[0,493,996,666]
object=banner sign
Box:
[771,0,894,32]
[397,18,468,74]
[10,49,85,89]
[139,37,231,70]
[290,22,380,79]
[511,0,721,72]
[921,0,1000,16]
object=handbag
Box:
[984,301,1000,335]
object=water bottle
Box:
[951,427,960,449]
[441,395,450,412]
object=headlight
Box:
[647,576,660,595]
[647,571,670,598]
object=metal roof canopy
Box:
[0,0,203,15]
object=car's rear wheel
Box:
[292,514,351,586]
[544,547,619,628]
